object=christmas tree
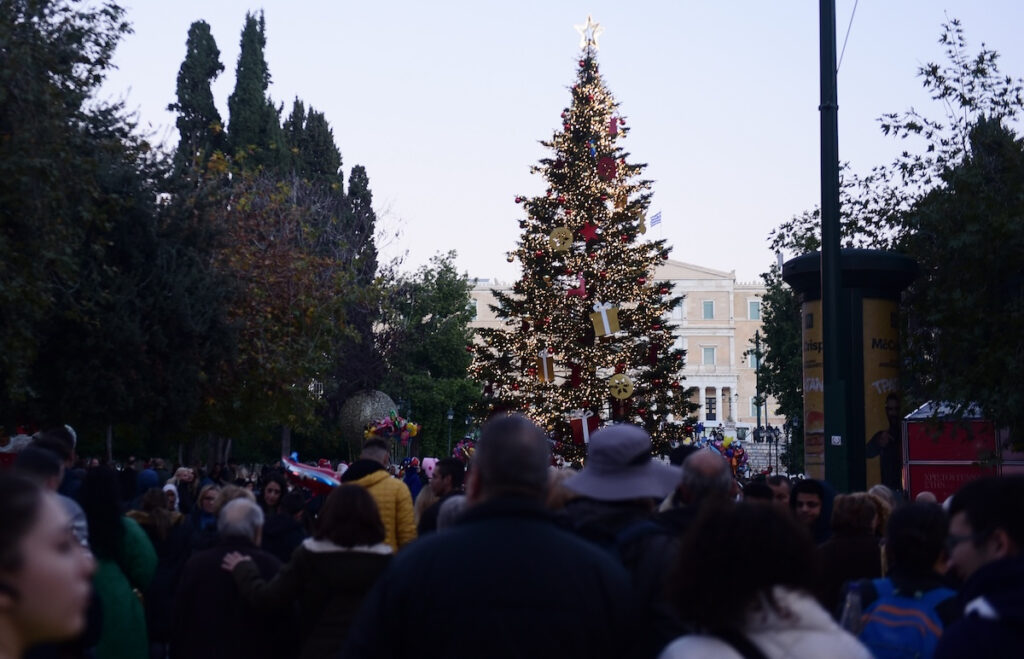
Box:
[472,17,697,459]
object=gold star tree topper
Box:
[574,15,604,50]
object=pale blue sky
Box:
[102,1,1024,283]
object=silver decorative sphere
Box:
[339,390,397,458]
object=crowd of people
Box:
[0,419,1021,659]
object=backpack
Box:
[856,578,956,659]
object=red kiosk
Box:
[903,402,1024,501]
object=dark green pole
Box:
[820,0,849,490]
[755,331,763,434]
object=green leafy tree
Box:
[226,11,287,171]
[379,253,478,459]
[0,0,130,411]
[900,118,1024,439]
[765,20,1024,444]
[168,20,225,173]
[471,43,696,458]
[748,266,804,473]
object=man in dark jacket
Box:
[172,498,295,659]
[340,414,635,659]
[936,475,1024,659]
[416,457,465,535]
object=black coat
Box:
[233,538,391,659]
[172,537,296,659]
[936,556,1024,659]
[341,497,636,659]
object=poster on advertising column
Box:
[802,300,825,479]
[862,299,902,491]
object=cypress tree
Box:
[168,20,225,172]
[226,11,286,171]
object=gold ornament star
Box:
[574,15,604,50]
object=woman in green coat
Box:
[81,466,157,659]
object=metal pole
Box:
[820,0,849,490]
[755,331,762,436]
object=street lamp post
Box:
[754,330,763,441]
[446,407,454,457]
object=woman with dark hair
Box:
[257,473,287,516]
[840,502,958,658]
[0,472,95,657]
[80,466,157,659]
[221,485,391,658]
[127,488,193,659]
[660,503,869,658]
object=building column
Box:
[698,386,706,423]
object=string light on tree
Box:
[471,18,697,459]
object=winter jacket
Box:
[261,512,308,564]
[125,510,193,644]
[342,461,416,551]
[232,537,392,658]
[659,587,871,659]
[93,516,158,659]
[340,496,636,659]
[172,537,295,659]
[935,556,1024,659]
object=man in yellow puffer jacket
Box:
[341,439,417,551]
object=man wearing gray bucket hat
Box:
[564,424,682,503]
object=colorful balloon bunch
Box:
[453,438,476,463]
[709,436,748,477]
[364,410,421,446]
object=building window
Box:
[749,352,760,369]
[706,396,717,421]
[467,299,478,320]
[749,299,761,320]
[702,346,716,365]
[702,300,714,319]
[750,397,759,418]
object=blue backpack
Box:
[857,578,956,659]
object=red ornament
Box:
[599,270,608,279]
[600,194,608,201]
[652,324,662,331]
[563,124,570,131]
[637,277,646,285]
[619,118,626,125]
[588,252,598,259]
[615,363,627,373]
[465,345,474,353]
[580,223,599,242]
[565,209,573,216]
[579,59,585,67]
[597,156,617,181]
[620,234,629,243]
[638,408,648,416]
[527,367,537,376]
[659,287,669,294]
[512,383,520,391]
[653,379,662,386]
[671,381,681,389]
[661,252,670,260]
[515,196,523,203]
[588,94,594,101]
[558,195,566,203]
[534,250,544,257]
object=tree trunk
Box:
[105,425,113,464]
[281,426,291,458]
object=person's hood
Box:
[960,555,1024,624]
[340,459,385,483]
